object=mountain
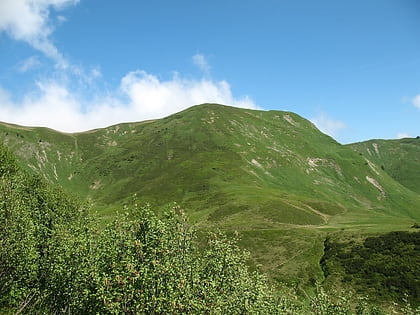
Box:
[348,138,420,194]
[1,104,419,288]
[1,104,418,224]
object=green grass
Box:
[238,228,325,288]
[348,138,420,194]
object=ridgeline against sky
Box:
[0,0,419,143]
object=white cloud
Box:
[18,55,41,72]
[0,86,13,106]
[90,67,102,79]
[0,71,258,132]
[412,94,420,109]
[120,71,256,117]
[0,0,79,67]
[397,132,410,139]
[192,54,211,75]
[57,15,67,24]
[0,3,259,133]
[311,112,346,138]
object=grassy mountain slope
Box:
[1,104,419,290]
[1,104,418,225]
[348,138,420,194]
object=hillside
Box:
[348,138,420,194]
[1,104,419,290]
[4,141,414,315]
[1,104,418,224]
[0,143,281,314]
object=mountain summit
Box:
[1,104,418,226]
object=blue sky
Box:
[0,0,419,143]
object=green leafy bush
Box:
[321,231,420,308]
[0,143,90,312]
[88,204,279,314]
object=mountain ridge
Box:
[348,138,420,195]
[1,103,419,289]
[0,103,418,225]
